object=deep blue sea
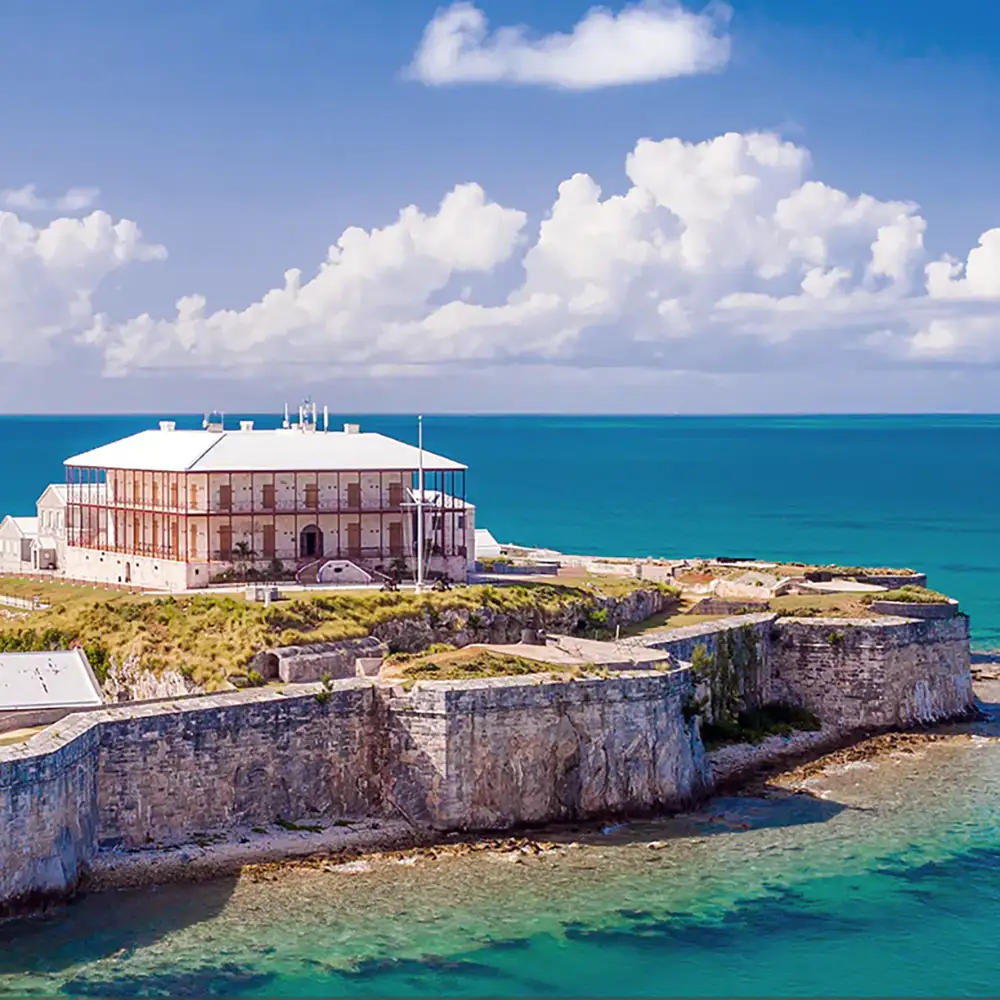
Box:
[2,413,1000,997]
[2,413,998,646]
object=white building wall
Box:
[62,547,191,590]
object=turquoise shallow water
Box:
[1,413,999,996]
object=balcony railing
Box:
[211,545,430,563]
[76,496,450,515]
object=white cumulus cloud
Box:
[0,207,166,363]
[12,130,1000,378]
[1,184,101,212]
[85,183,527,375]
[409,1,731,90]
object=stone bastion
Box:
[0,612,973,917]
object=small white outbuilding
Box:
[0,649,103,734]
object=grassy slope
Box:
[0,577,675,690]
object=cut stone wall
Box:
[371,587,673,653]
[0,609,975,916]
[770,615,973,727]
[272,637,388,683]
[95,682,385,848]
[0,725,100,916]
[386,670,706,830]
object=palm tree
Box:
[233,540,255,582]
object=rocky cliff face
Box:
[371,587,671,653]
[102,655,199,702]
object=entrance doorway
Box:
[299,524,324,559]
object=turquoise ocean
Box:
[1,413,999,996]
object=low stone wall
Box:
[273,637,388,683]
[868,599,958,620]
[853,572,928,589]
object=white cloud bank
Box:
[0,208,165,363]
[4,130,1000,378]
[1,184,100,212]
[409,1,731,89]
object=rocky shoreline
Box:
[71,718,992,903]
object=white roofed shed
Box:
[0,649,103,713]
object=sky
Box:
[1,0,998,414]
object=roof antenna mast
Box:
[416,414,424,594]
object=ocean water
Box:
[2,715,1000,996]
[2,413,1000,997]
[2,413,998,646]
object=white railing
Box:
[0,593,50,611]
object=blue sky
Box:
[1,0,998,412]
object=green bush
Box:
[701,702,821,749]
[862,585,951,605]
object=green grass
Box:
[0,727,44,748]
[861,585,952,605]
[399,648,571,683]
[0,577,671,690]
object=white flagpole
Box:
[416,414,424,593]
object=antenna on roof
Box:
[323,404,329,432]
[282,403,290,429]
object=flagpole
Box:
[416,414,424,593]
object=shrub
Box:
[862,585,951,605]
[701,702,821,749]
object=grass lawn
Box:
[383,646,574,686]
[0,726,45,747]
[0,576,124,608]
[0,576,675,691]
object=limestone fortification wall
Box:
[0,610,974,916]
[0,725,100,915]
[770,615,972,727]
[387,671,706,830]
[95,682,384,848]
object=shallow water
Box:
[4,713,1000,996]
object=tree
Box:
[233,540,255,582]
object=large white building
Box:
[0,411,475,591]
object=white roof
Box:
[64,427,466,473]
[0,649,103,712]
[475,528,503,558]
[2,516,38,537]
[39,484,107,506]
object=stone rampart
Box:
[770,615,973,727]
[386,670,706,830]
[95,682,385,848]
[0,609,975,916]
[641,612,775,665]
[0,724,100,916]
[868,599,958,620]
